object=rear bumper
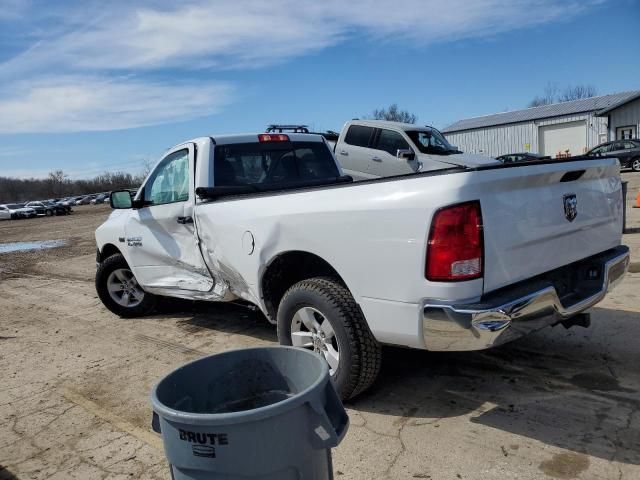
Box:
[422,246,629,351]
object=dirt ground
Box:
[1,173,640,480]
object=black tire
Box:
[631,158,640,172]
[45,209,53,217]
[95,254,156,318]
[277,277,381,400]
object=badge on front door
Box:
[563,194,577,222]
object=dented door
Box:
[124,144,213,292]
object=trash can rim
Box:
[150,346,330,424]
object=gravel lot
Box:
[1,173,640,480]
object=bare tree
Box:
[558,84,597,102]
[529,83,596,107]
[140,158,153,179]
[368,104,417,124]
[47,169,69,196]
[0,171,141,203]
[528,83,559,107]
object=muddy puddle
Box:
[0,240,67,254]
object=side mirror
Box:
[397,149,415,160]
[110,190,133,209]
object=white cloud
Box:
[3,0,604,73]
[0,0,604,133]
[0,76,233,133]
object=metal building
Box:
[442,90,640,158]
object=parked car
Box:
[586,139,640,171]
[25,201,56,216]
[0,205,12,220]
[76,196,93,205]
[496,152,552,163]
[4,203,37,219]
[91,194,108,204]
[49,200,72,214]
[95,132,628,400]
[103,195,111,204]
[44,200,70,215]
[17,203,38,218]
[332,120,506,179]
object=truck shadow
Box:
[350,306,640,466]
[149,298,277,343]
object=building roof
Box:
[596,91,640,115]
[442,90,640,133]
[346,119,422,130]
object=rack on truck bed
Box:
[266,124,339,143]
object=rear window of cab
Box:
[214,142,339,187]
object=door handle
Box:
[177,216,193,224]
[339,150,349,156]
[372,156,382,162]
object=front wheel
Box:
[277,277,382,400]
[631,158,640,172]
[96,254,156,317]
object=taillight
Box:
[258,133,290,142]
[426,201,483,281]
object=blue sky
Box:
[0,0,638,179]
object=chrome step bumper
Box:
[422,246,630,351]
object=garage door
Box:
[538,121,587,158]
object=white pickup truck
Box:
[335,119,494,179]
[95,131,629,399]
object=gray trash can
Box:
[150,346,349,480]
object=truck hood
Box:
[418,151,499,169]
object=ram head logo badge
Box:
[563,194,577,222]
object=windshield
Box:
[406,128,458,154]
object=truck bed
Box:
[194,156,622,306]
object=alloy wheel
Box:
[290,306,340,375]
[106,268,144,308]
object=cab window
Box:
[344,125,374,148]
[214,142,339,187]
[144,149,190,205]
[375,129,410,156]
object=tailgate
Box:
[476,158,623,293]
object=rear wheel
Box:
[96,254,156,317]
[277,277,381,400]
[631,158,640,172]
[45,209,54,217]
